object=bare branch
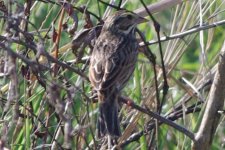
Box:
[140,19,225,46]
[192,40,225,150]
[119,97,195,141]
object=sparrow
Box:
[89,10,147,138]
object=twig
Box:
[120,103,200,147]
[139,0,169,113]
[98,0,121,10]
[0,43,49,71]
[119,97,195,141]
[136,28,161,122]
[0,37,89,81]
[140,19,225,46]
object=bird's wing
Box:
[89,34,137,91]
[89,42,125,91]
[89,54,105,90]
[101,37,137,90]
[101,53,125,89]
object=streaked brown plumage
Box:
[89,11,147,138]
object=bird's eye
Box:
[127,14,133,20]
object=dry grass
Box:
[0,0,225,149]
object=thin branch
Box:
[0,36,89,81]
[120,103,201,147]
[98,0,122,10]
[139,0,169,113]
[140,19,225,46]
[119,97,195,141]
[136,29,160,111]
[0,43,49,71]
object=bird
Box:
[89,10,147,139]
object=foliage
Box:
[0,0,225,149]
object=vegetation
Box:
[0,0,225,149]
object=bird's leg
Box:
[107,135,112,149]
[89,90,98,103]
[107,135,119,149]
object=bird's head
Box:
[104,11,148,35]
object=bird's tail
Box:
[97,96,121,138]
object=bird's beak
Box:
[135,15,148,24]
